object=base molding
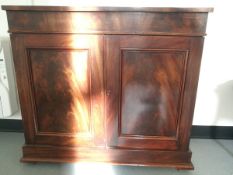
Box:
[21,144,193,170]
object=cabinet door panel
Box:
[105,36,202,150]
[121,50,185,137]
[11,34,104,147]
[30,49,91,134]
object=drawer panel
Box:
[5,11,208,36]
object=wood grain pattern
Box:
[11,34,104,146]
[4,6,212,169]
[21,144,193,169]
[120,49,187,137]
[178,37,204,151]
[105,35,192,150]
[2,6,213,12]
[29,49,91,134]
[5,11,208,36]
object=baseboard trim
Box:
[0,119,23,132]
[191,125,233,139]
[0,119,232,139]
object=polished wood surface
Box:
[3,6,212,169]
[30,49,91,133]
[5,11,208,36]
[11,34,105,146]
[105,35,200,151]
[21,144,193,170]
[2,6,213,12]
[120,48,186,137]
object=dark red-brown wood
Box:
[105,36,192,150]
[11,34,105,147]
[3,6,212,170]
[2,6,212,36]
[2,6,213,12]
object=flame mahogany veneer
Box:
[2,6,213,170]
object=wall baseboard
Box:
[0,119,233,139]
[191,125,233,139]
[0,119,23,132]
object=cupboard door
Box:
[105,35,203,150]
[11,34,104,147]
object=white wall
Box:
[193,1,233,126]
[0,0,32,119]
[1,0,233,126]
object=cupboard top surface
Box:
[2,6,213,12]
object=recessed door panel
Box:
[29,49,91,134]
[121,50,186,137]
[14,34,104,146]
[105,36,191,150]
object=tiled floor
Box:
[0,132,233,175]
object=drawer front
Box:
[11,34,105,147]
[6,11,208,36]
[105,35,203,150]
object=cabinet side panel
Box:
[10,35,36,143]
[179,37,204,150]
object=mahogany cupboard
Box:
[2,6,213,169]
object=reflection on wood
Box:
[5,6,211,169]
[121,50,186,137]
[64,50,90,133]
[30,49,90,134]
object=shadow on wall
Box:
[215,80,233,125]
